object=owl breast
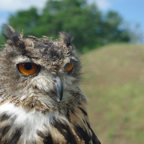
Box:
[0,100,95,144]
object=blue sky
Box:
[0,0,144,42]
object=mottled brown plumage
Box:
[0,25,101,144]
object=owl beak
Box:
[50,76,63,102]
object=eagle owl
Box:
[0,25,101,144]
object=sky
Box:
[0,0,144,42]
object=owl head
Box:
[0,25,82,111]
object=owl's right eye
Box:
[65,62,73,73]
[17,63,38,75]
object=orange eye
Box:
[66,62,73,72]
[18,63,38,75]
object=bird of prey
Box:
[0,25,101,144]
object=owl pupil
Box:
[24,63,32,70]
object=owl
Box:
[0,25,101,144]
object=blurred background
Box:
[0,0,144,143]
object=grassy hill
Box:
[80,44,144,144]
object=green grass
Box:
[80,43,144,144]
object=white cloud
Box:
[0,0,48,32]
[0,0,111,12]
[0,0,110,32]
[96,0,111,10]
[88,0,111,10]
[0,0,47,12]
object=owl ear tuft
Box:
[59,32,74,47]
[3,24,24,46]
[3,24,26,52]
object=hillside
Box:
[80,44,144,144]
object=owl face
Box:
[0,25,81,108]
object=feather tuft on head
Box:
[3,24,26,51]
[59,32,74,47]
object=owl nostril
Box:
[50,90,56,95]
[33,85,38,89]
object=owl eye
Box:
[17,63,38,75]
[66,62,73,72]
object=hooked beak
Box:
[50,76,63,102]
